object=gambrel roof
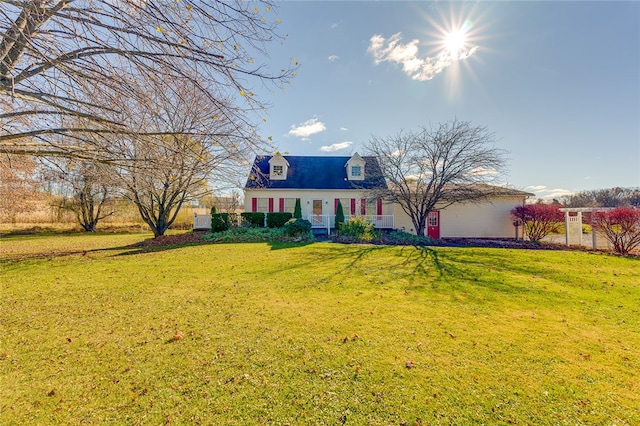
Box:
[245,155,387,190]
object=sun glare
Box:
[444,29,467,58]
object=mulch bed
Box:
[140,232,614,253]
[141,231,209,246]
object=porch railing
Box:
[195,212,395,232]
[307,214,394,232]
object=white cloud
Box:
[288,118,326,139]
[467,166,499,176]
[368,32,478,81]
[526,185,548,191]
[526,185,575,200]
[340,127,349,131]
[319,141,352,152]
[328,55,340,62]
[545,188,575,199]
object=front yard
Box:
[1,233,638,424]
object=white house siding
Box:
[244,189,394,217]
[394,196,525,238]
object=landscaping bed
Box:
[142,230,566,250]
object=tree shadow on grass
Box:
[267,241,315,250]
[374,245,559,299]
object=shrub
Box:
[511,203,563,242]
[283,218,312,236]
[339,216,377,242]
[266,212,293,228]
[211,212,230,233]
[335,200,345,229]
[228,212,239,229]
[203,226,314,243]
[380,230,435,246]
[204,227,284,243]
[293,198,302,219]
[241,212,265,228]
[593,207,640,255]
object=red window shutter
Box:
[361,199,366,215]
[334,198,339,213]
[350,198,356,215]
[377,199,383,215]
[268,198,274,213]
[279,198,284,212]
[251,197,257,212]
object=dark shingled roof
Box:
[245,155,387,190]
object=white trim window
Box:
[283,198,297,213]
[256,198,269,213]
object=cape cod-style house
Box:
[238,152,534,238]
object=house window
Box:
[337,198,351,215]
[283,198,296,213]
[351,166,362,177]
[365,199,378,215]
[428,211,439,226]
[272,165,284,176]
[256,198,269,213]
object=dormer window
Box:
[268,152,289,181]
[345,152,366,181]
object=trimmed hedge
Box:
[283,218,312,236]
[211,213,230,233]
[267,212,293,228]
[241,212,265,228]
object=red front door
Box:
[427,210,440,239]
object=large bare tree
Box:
[0,0,294,159]
[110,77,248,237]
[365,120,508,236]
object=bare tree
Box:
[41,158,114,231]
[561,187,640,208]
[365,120,508,236]
[110,78,248,237]
[0,0,294,159]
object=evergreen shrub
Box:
[283,218,312,236]
[267,212,293,228]
[241,212,265,227]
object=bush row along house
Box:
[196,152,533,238]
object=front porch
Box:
[307,214,394,234]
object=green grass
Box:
[1,234,639,425]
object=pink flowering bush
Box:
[511,204,564,242]
[593,207,640,255]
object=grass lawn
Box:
[1,233,639,425]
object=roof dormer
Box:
[268,152,289,180]
[345,152,366,181]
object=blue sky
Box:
[255,1,639,199]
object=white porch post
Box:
[591,213,597,249]
[564,211,570,246]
